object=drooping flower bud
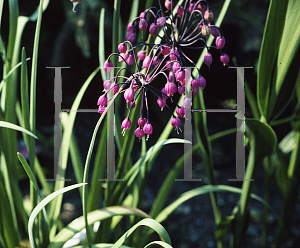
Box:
[110,82,119,94]
[118,42,127,53]
[138,117,147,127]
[210,26,219,38]
[97,94,107,107]
[175,69,185,83]
[169,71,174,82]
[153,56,160,64]
[220,53,230,66]
[189,3,195,13]
[176,107,185,118]
[197,76,206,89]
[126,32,136,43]
[143,123,153,135]
[157,98,166,110]
[124,88,134,102]
[127,22,134,32]
[157,17,166,26]
[172,61,181,73]
[204,10,214,22]
[143,56,152,68]
[201,25,211,36]
[178,85,185,95]
[121,118,131,131]
[170,48,179,60]
[165,0,172,10]
[161,88,168,100]
[135,128,145,139]
[171,117,181,130]
[104,60,113,73]
[149,23,159,35]
[177,6,184,16]
[164,82,177,96]
[161,45,171,55]
[103,80,111,91]
[126,54,135,65]
[139,18,148,31]
[204,53,213,66]
[216,36,226,49]
[137,50,146,60]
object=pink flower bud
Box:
[210,26,219,37]
[129,101,135,108]
[176,107,185,118]
[157,17,166,26]
[171,117,181,129]
[170,48,179,60]
[161,45,171,55]
[165,82,177,96]
[126,54,135,65]
[172,61,181,73]
[110,82,119,94]
[178,85,185,95]
[143,123,153,135]
[153,56,160,64]
[197,76,206,89]
[220,53,230,66]
[118,43,127,53]
[192,79,200,94]
[177,6,184,16]
[169,71,174,82]
[165,60,172,69]
[139,18,148,31]
[165,0,172,10]
[204,53,213,66]
[198,23,203,32]
[124,88,134,102]
[149,23,159,35]
[175,69,185,83]
[119,52,129,62]
[216,36,226,49]
[127,22,134,32]
[157,98,166,110]
[121,118,131,130]
[137,50,146,60]
[126,32,136,43]
[204,10,214,22]
[143,56,152,68]
[135,128,145,139]
[103,80,111,90]
[104,60,113,73]
[97,94,107,107]
[138,118,147,127]
[161,88,167,99]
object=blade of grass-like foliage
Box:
[267,0,300,121]
[0,121,38,138]
[73,245,131,248]
[144,241,173,248]
[0,176,19,248]
[49,206,150,248]
[155,185,275,224]
[29,183,86,248]
[0,58,30,93]
[112,218,172,248]
[49,67,100,239]
[257,0,288,121]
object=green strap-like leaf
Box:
[0,121,38,138]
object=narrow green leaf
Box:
[257,0,289,120]
[112,218,172,248]
[155,185,275,224]
[0,121,38,138]
[49,206,149,248]
[29,183,86,248]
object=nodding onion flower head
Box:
[98,0,230,140]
